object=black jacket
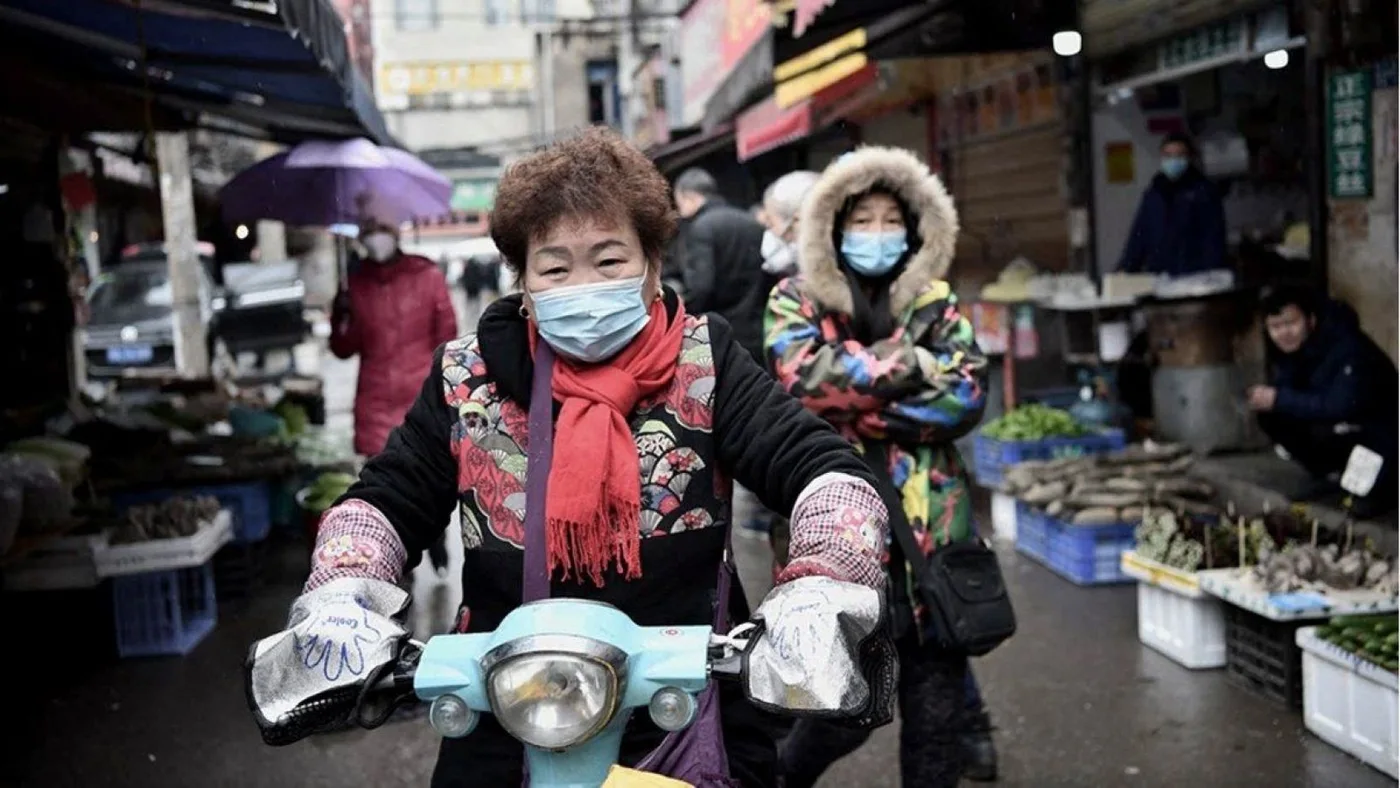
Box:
[342,290,871,787]
[679,199,772,364]
[1269,300,1398,428]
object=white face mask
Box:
[362,232,397,262]
[760,227,797,276]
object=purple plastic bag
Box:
[523,343,737,786]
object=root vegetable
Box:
[1072,507,1122,525]
[1021,481,1068,505]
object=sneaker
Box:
[961,710,999,782]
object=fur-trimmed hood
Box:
[795,146,959,318]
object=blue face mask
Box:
[840,230,909,277]
[529,276,651,363]
[1160,156,1189,180]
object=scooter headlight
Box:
[487,651,621,750]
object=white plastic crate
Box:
[1123,551,1226,669]
[94,511,233,579]
[1137,580,1227,669]
[990,492,1017,543]
[1298,627,1398,779]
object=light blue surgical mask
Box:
[840,230,909,277]
[1160,156,1189,180]
[529,276,651,363]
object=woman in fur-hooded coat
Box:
[764,146,992,788]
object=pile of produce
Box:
[1004,442,1216,525]
[293,426,356,471]
[1135,508,1277,571]
[94,435,299,490]
[299,472,356,514]
[1252,539,1397,596]
[273,400,309,438]
[109,495,222,544]
[1132,504,1385,575]
[0,453,76,539]
[4,437,91,488]
[1317,615,1399,672]
[980,404,1089,442]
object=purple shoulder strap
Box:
[522,341,556,604]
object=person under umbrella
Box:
[331,216,458,576]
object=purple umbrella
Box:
[219,138,453,228]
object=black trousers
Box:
[426,532,449,570]
[779,636,966,788]
[1258,413,1397,508]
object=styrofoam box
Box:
[1137,579,1227,669]
[3,532,108,591]
[94,511,233,579]
[991,492,1017,543]
[1298,627,1399,779]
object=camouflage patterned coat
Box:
[764,146,988,603]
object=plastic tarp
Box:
[0,0,391,144]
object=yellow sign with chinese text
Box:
[380,60,535,96]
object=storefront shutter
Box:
[946,120,1069,283]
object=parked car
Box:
[83,246,309,379]
[83,259,215,377]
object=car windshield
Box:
[87,266,172,322]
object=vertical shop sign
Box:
[679,0,769,126]
[972,303,1009,355]
[1328,70,1373,199]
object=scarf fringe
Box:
[547,496,643,587]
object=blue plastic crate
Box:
[1014,503,1050,562]
[1045,519,1135,585]
[1014,507,1135,585]
[112,481,273,544]
[972,429,1127,488]
[112,563,217,658]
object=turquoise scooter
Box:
[387,597,752,787]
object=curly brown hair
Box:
[490,127,677,275]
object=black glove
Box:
[332,290,352,320]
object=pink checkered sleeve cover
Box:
[776,473,888,589]
[304,499,409,592]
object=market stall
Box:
[0,382,356,659]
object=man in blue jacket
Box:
[1247,286,1398,517]
[1118,132,1228,276]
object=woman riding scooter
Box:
[247,128,892,787]
[765,146,998,786]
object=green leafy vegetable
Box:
[980,404,1090,442]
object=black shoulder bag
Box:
[863,442,1017,657]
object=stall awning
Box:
[771,0,1078,109]
[735,63,876,161]
[0,0,392,145]
[647,124,737,174]
[737,98,813,162]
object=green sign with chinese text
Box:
[1159,19,1246,70]
[1328,70,1373,200]
[451,179,498,212]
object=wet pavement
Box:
[5,526,1387,788]
[2,300,1391,787]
